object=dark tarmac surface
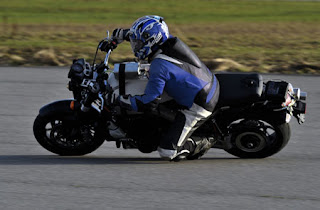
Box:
[0,67,319,209]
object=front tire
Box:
[33,112,106,156]
[225,120,291,158]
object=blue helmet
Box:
[129,15,169,60]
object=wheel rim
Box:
[45,119,95,149]
[235,131,267,153]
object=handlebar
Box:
[104,49,112,67]
[92,30,113,69]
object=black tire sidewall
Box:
[225,122,291,158]
[33,111,105,156]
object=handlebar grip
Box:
[99,40,117,52]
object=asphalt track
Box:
[0,67,319,210]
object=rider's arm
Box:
[100,28,130,52]
[129,59,168,112]
[112,28,130,44]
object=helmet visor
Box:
[130,39,144,54]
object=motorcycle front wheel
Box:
[33,111,106,156]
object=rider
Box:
[100,15,220,161]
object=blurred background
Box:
[0,0,319,74]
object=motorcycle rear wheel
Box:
[33,112,105,156]
[225,120,291,158]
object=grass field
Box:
[1,0,320,73]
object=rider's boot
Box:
[172,137,216,161]
[186,137,216,160]
[171,138,194,162]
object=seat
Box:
[215,73,263,107]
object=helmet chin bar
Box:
[134,43,152,60]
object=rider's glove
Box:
[112,28,130,44]
[99,40,117,52]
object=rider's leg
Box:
[157,103,212,160]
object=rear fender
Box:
[212,106,288,131]
[259,110,288,125]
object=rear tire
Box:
[225,120,291,158]
[33,112,106,156]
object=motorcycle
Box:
[33,32,307,159]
